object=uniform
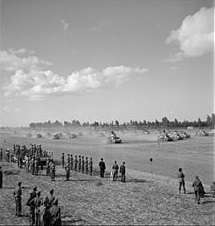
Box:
[120,162,126,182]
[99,159,106,178]
[65,165,70,181]
[85,157,88,174]
[61,153,65,168]
[67,154,70,170]
[51,163,56,181]
[74,156,78,171]
[0,167,3,188]
[192,176,205,204]
[177,168,186,194]
[70,155,73,170]
[35,192,43,226]
[26,188,37,225]
[112,162,119,181]
[49,200,62,226]
[89,158,93,176]
[81,156,85,173]
[78,156,81,172]
[14,182,22,216]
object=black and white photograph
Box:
[0,0,214,225]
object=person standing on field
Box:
[65,164,70,181]
[78,156,81,172]
[81,156,85,173]
[192,176,205,204]
[14,182,22,216]
[70,154,73,170]
[177,168,186,194]
[61,153,65,168]
[74,155,78,171]
[120,162,126,182]
[89,157,93,176]
[26,186,37,225]
[112,161,119,181]
[99,158,106,178]
[0,166,3,188]
[85,157,89,174]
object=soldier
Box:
[112,161,119,181]
[78,155,81,172]
[99,158,106,178]
[51,162,56,181]
[26,187,37,225]
[74,155,78,171]
[49,199,62,226]
[61,153,65,168]
[35,191,43,226]
[0,166,3,188]
[0,148,3,161]
[85,157,89,174]
[38,145,42,156]
[67,154,70,170]
[14,182,22,216]
[13,144,16,154]
[177,168,186,194]
[89,157,93,176]
[44,189,55,209]
[120,162,126,182]
[35,158,39,175]
[192,176,205,204]
[70,154,73,170]
[44,189,55,226]
[81,156,85,173]
[6,149,10,163]
[65,164,70,181]
[46,159,50,176]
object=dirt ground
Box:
[0,161,214,226]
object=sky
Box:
[0,0,214,126]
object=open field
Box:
[0,127,214,185]
[0,128,214,225]
[0,161,215,225]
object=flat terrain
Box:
[0,161,215,225]
[0,128,214,225]
[0,128,214,184]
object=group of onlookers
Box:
[177,168,205,204]
[98,158,126,182]
[0,143,212,226]
[13,182,61,226]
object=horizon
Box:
[1,113,214,128]
[0,0,214,127]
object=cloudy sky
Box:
[0,0,214,126]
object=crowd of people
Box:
[98,158,126,182]
[1,144,52,173]
[177,168,205,204]
[61,153,126,183]
[0,143,210,226]
[13,182,61,226]
[61,153,94,180]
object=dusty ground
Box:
[0,161,214,226]
[0,129,214,184]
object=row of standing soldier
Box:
[62,153,93,179]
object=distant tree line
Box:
[29,113,215,129]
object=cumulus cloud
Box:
[61,19,70,31]
[0,50,51,72]
[166,7,214,60]
[1,50,148,100]
[8,48,35,55]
